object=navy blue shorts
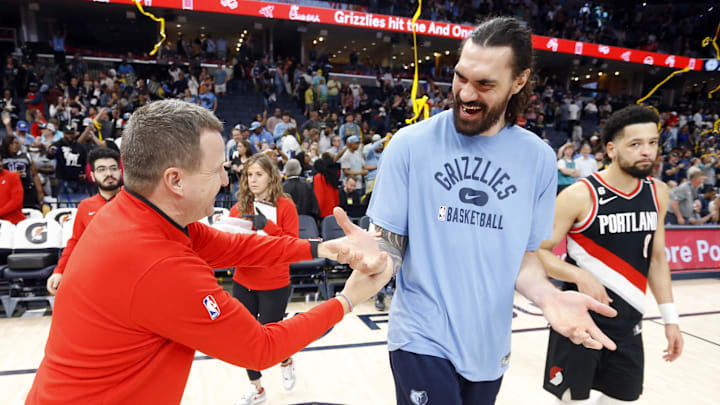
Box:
[389,349,503,405]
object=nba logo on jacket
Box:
[203,295,221,320]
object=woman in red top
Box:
[230,153,299,405]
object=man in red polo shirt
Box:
[46,147,122,294]
[0,161,26,224]
[27,100,392,405]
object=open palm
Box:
[542,290,618,351]
[323,207,386,276]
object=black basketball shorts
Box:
[542,326,644,401]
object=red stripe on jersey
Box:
[568,232,647,293]
[569,178,597,232]
[592,173,642,198]
[649,177,660,213]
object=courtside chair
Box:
[320,216,352,296]
[289,215,329,302]
[0,218,62,317]
[21,208,43,219]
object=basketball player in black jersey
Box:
[538,105,683,404]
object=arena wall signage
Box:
[552,228,720,273]
[90,0,705,70]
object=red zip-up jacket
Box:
[54,193,114,274]
[26,189,343,404]
[230,196,298,290]
[0,169,25,224]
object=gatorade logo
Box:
[25,222,48,244]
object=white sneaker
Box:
[281,358,296,390]
[235,385,265,405]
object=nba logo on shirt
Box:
[437,206,447,222]
[203,295,220,320]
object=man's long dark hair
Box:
[460,17,534,125]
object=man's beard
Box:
[452,91,512,136]
[97,177,122,192]
[617,153,654,178]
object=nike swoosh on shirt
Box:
[88,211,96,216]
[598,196,617,205]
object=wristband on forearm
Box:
[335,292,354,312]
[310,240,319,259]
[659,303,679,324]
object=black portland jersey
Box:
[564,173,660,328]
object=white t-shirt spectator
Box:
[568,103,580,121]
[280,134,301,158]
[574,155,597,179]
[339,149,365,188]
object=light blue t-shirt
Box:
[367,109,557,381]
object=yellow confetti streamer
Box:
[636,66,690,105]
[698,119,720,138]
[133,0,166,56]
[701,21,720,61]
[405,0,430,124]
[708,84,720,99]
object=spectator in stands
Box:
[0,160,25,224]
[273,111,296,142]
[230,153,301,405]
[199,86,217,113]
[282,159,320,220]
[266,108,283,135]
[47,147,122,295]
[700,153,718,187]
[279,127,302,158]
[557,143,579,194]
[662,151,686,184]
[214,63,228,98]
[363,134,388,197]
[300,110,322,137]
[48,124,89,198]
[336,135,367,191]
[313,153,340,218]
[249,121,274,154]
[669,167,707,225]
[339,176,362,208]
[0,135,43,208]
[327,75,341,112]
[304,84,314,117]
[574,143,597,179]
[1,88,17,121]
[229,139,252,186]
[688,199,716,225]
[117,57,135,82]
[339,114,361,142]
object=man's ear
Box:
[606,141,616,160]
[163,167,184,197]
[511,68,531,95]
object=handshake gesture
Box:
[317,208,394,312]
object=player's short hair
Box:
[601,105,660,146]
[88,147,120,171]
[121,100,223,194]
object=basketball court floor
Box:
[1,278,718,404]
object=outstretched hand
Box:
[541,290,618,351]
[322,207,386,276]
